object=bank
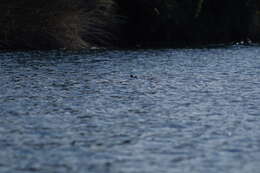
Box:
[0,0,259,50]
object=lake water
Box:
[0,46,260,173]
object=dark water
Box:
[0,46,260,173]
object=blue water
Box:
[0,46,260,173]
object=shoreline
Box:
[0,0,259,51]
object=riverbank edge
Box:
[0,0,259,51]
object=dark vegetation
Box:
[252,0,260,41]
[0,0,259,50]
[117,0,257,47]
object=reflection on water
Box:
[1,46,260,173]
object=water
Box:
[0,46,260,173]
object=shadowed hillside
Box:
[0,0,258,50]
[0,0,122,50]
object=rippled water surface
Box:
[1,46,260,173]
